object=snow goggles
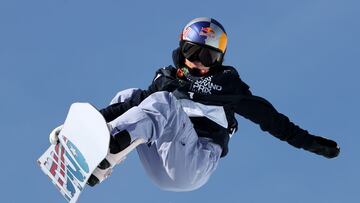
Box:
[181,42,223,67]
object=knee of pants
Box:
[150,158,213,192]
[152,174,209,192]
[142,91,173,105]
[110,88,142,104]
[137,91,177,119]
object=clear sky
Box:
[1,0,359,202]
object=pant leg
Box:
[109,88,143,104]
[108,91,222,191]
[136,137,221,192]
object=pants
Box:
[108,88,222,192]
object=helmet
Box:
[181,17,227,53]
[179,17,227,67]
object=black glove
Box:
[303,136,340,158]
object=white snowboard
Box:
[38,103,110,203]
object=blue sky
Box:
[1,0,359,202]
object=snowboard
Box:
[37,103,110,203]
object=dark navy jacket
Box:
[100,61,321,157]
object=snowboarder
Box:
[50,17,340,192]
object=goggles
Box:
[181,42,223,67]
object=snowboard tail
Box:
[38,103,110,203]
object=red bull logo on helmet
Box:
[200,27,216,39]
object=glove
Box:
[304,136,340,158]
[49,125,63,145]
[87,125,129,187]
[87,129,146,187]
[87,150,127,186]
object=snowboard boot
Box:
[87,130,146,187]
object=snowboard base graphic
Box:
[37,103,110,203]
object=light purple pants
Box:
[108,88,222,192]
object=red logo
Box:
[199,27,216,38]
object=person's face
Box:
[184,58,210,75]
